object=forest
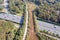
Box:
[33,0,60,25]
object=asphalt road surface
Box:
[3,0,22,23]
[0,13,21,23]
[37,20,60,36]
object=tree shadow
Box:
[34,1,41,6]
[13,15,24,40]
[28,0,41,6]
[19,16,24,27]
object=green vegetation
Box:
[0,18,25,40]
[0,5,4,11]
[0,0,3,4]
[0,0,4,12]
[33,1,60,25]
[0,20,18,40]
[33,13,58,40]
[9,0,25,16]
[39,30,60,38]
[13,5,26,40]
[0,0,26,40]
[13,25,25,40]
[36,32,57,40]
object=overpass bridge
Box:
[0,13,23,23]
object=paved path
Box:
[22,1,28,40]
[37,20,60,36]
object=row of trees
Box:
[37,33,57,40]
[36,28,58,40]
[40,30,60,38]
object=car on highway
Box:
[5,5,10,8]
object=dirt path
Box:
[28,3,39,40]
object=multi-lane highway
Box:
[0,13,21,23]
[37,20,60,36]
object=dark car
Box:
[6,0,9,3]
[5,5,10,8]
[54,27,56,28]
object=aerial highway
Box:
[37,20,60,36]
